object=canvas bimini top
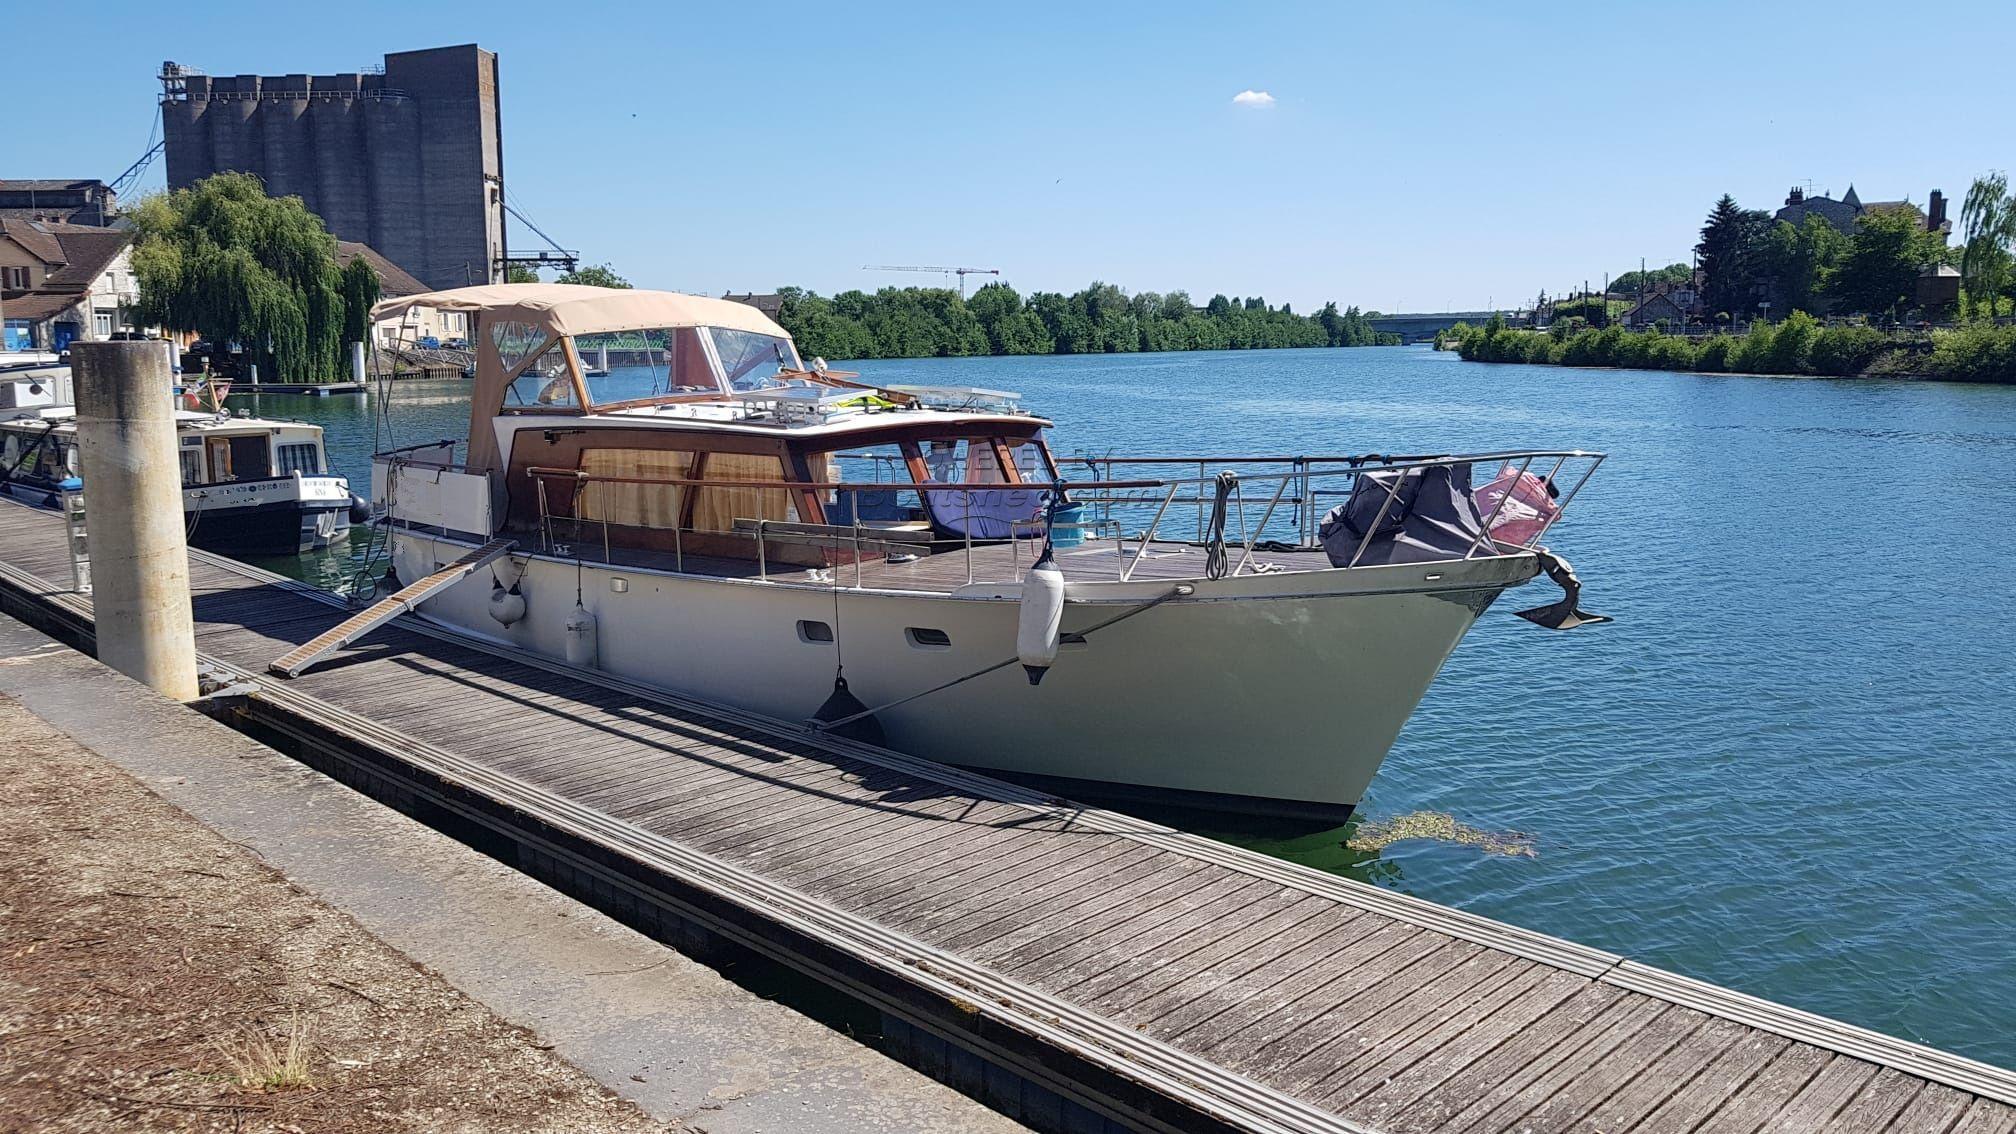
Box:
[372,284,804,472]
[370,284,788,339]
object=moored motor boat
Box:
[0,365,357,556]
[361,284,1608,818]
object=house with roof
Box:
[1773,184,1960,318]
[345,241,470,347]
[0,219,138,352]
[1624,289,1692,328]
[1774,185,1953,240]
[722,292,785,322]
[0,179,119,227]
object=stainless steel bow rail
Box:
[1066,451,1607,554]
[514,449,1607,587]
[0,495,2008,1134]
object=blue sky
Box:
[25,1,2016,312]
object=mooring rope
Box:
[1203,471,1237,581]
[807,582,1193,734]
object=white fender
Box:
[563,601,598,668]
[487,578,527,627]
[1017,548,1066,685]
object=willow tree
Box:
[129,173,351,383]
[1961,173,2015,320]
[340,256,381,346]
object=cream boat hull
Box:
[390,531,1539,816]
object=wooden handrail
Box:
[523,466,1162,492]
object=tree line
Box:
[771,282,1397,361]
[1692,194,1955,321]
[516,265,1400,360]
[1447,312,2016,382]
[1526,173,2016,334]
[1661,170,2016,323]
[132,177,1400,378]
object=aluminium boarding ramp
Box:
[268,538,515,678]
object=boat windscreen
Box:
[574,327,718,404]
[708,328,801,392]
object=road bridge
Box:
[1369,311,1504,343]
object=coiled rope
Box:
[1203,471,1237,580]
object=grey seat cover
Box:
[1317,463,1489,566]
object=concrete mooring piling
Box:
[69,341,199,701]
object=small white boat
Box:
[0,366,361,557]
[365,284,1608,818]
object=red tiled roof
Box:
[0,218,64,264]
[40,228,131,292]
[0,220,131,293]
[1,292,86,323]
[0,220,131,328]
[334,241,429,298]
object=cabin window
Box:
[797,620,834,644]
[826,443,912,524]
[919,438,1048,540]
[707,328,801,393]
[688,452,798,532]
[501,342,578,410]
[178,449,203,485]
[905,627,952,650]
[203,435,271,481]
[576,448,692,528]
[921,438,1043,484]
[574,327,718,405]
[274,442,320,476]
[489,320,549,374]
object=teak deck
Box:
[0,497,2009,1134]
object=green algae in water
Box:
[1347,811,1536,858]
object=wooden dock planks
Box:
[0,497,2008,1134]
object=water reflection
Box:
[1089,795,1403,889]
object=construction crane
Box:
[863,265,1000,298]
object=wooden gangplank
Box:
[0,497,2009,1134]
[267,537,514,678]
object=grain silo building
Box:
[160,44,505,291]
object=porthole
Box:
[797,619,835,644]
[905,627,951,650]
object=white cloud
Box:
[1231,89,1276,109]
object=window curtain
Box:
[576,449,691,528]
[689,452,796,532]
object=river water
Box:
[234,345,2016,1067]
